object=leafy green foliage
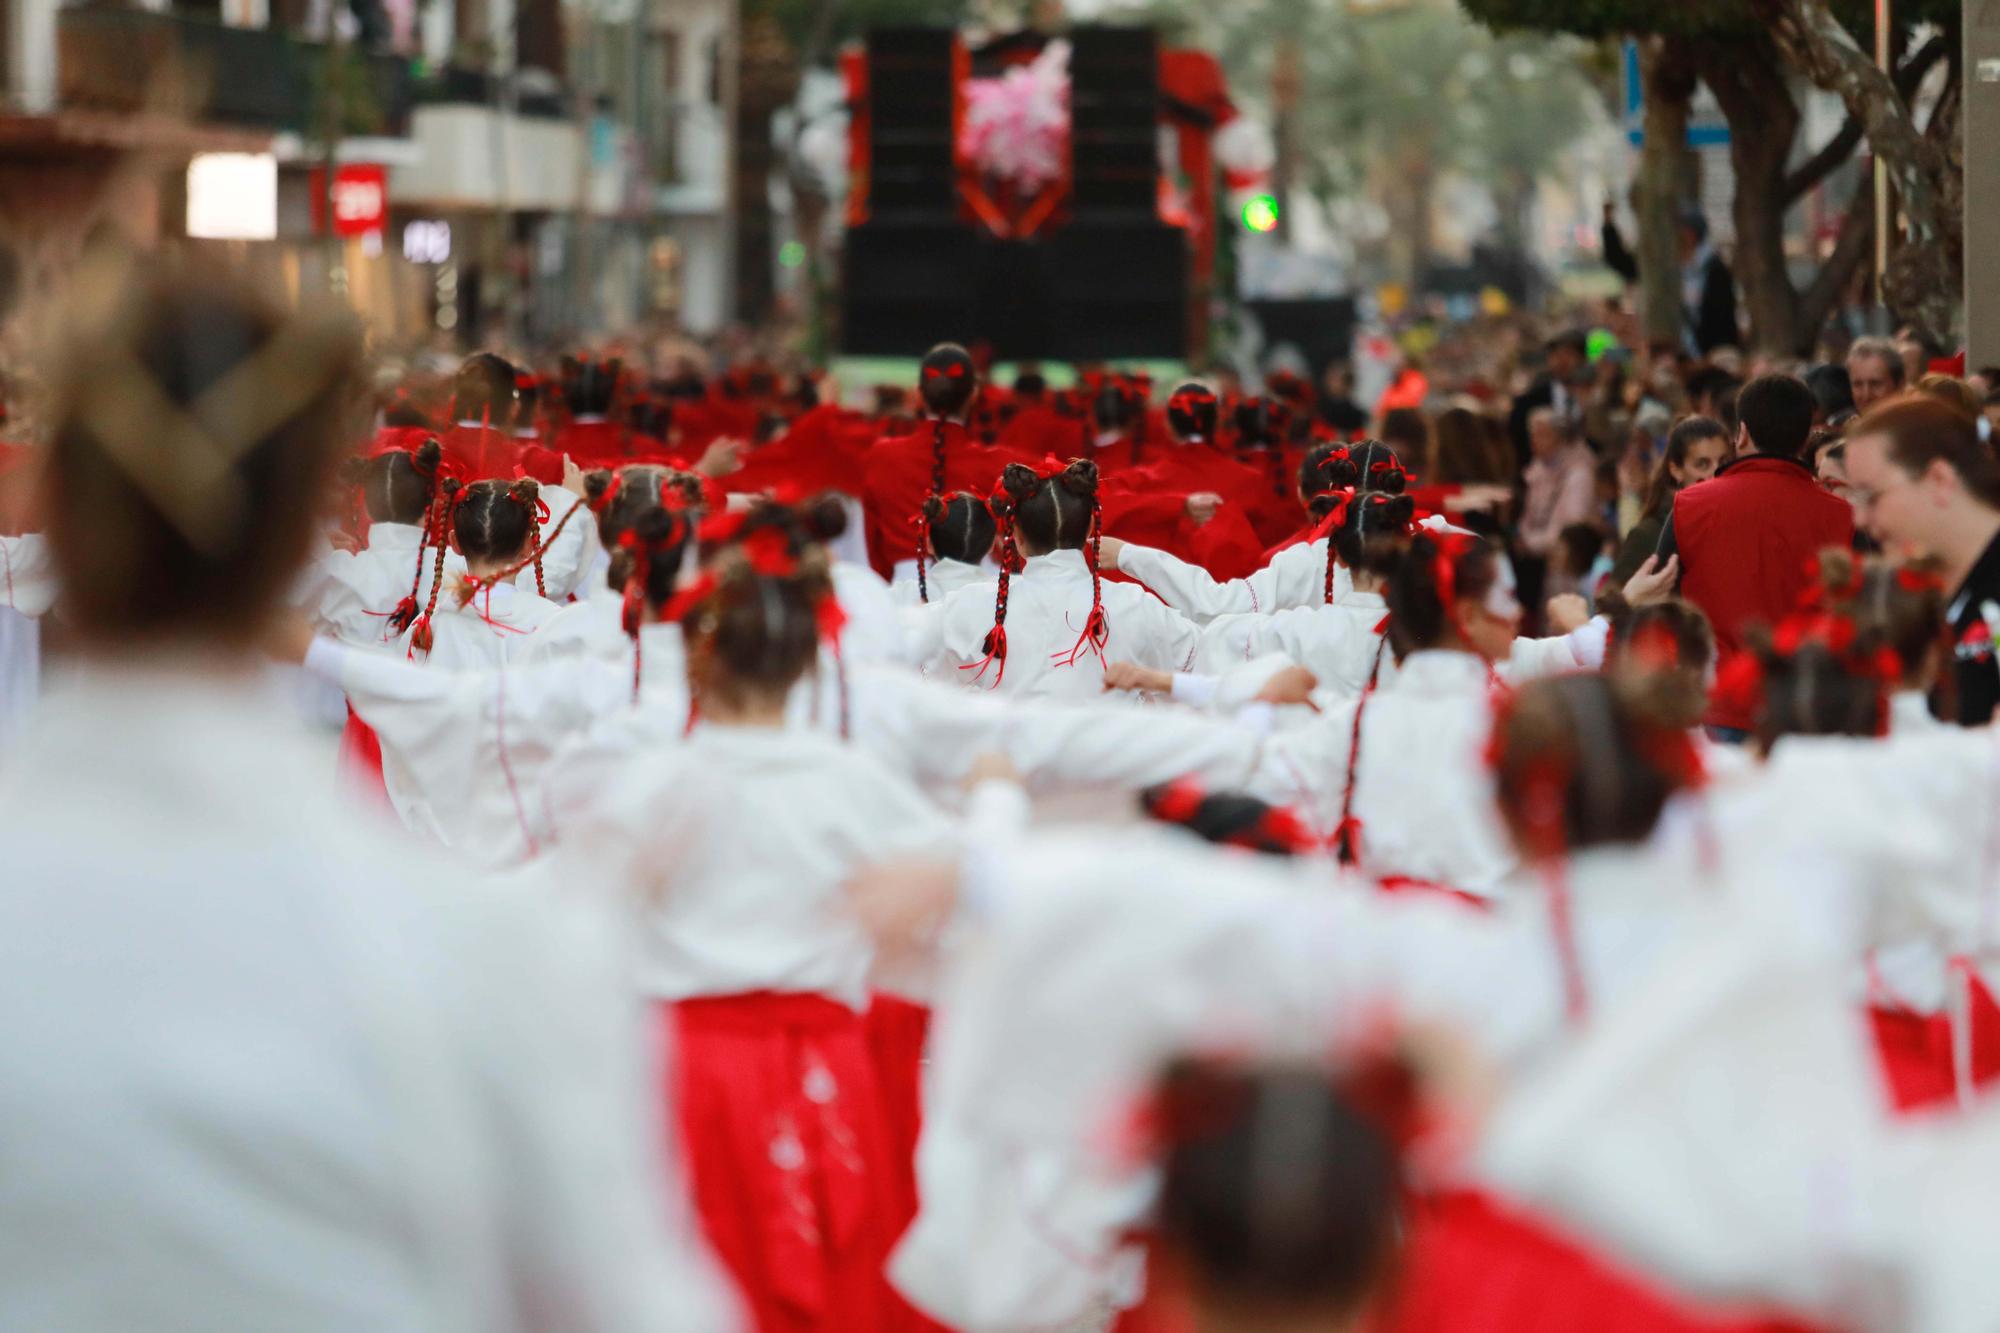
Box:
[1461,0,1959,42]
[1133,0,1599,254]
[755,0,975,58]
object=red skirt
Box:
[1375,1190,1821,1333]
[864,994,930,1232]
[663,992,907,1333]
[1112,1192,1819,1333]
[1866,966,2000,1114]
[335,705,391,810]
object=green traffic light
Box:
[1242,194,1280,233]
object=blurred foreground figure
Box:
[0,255,737,1333]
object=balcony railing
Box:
[409,64,570,121]
[57,6,414,138]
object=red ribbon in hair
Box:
[587,472,623,514]
[1149,778,1206,824]
[659,570,719,625]
[697,509,750,547]
[741,527,798,577]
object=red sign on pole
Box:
[309,163,388,237]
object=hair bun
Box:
[582,468,615,506]
[415,437,442,475]
[1058,458,1100,495]
[803,492,849,542]
[1000,462,1042,502]
[508,478,540,506]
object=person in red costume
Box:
[549,356,648,469]
[1226,396,1311,549]
[1064,373,1159,480]
[860,342,1039,579]
[1096,381,1272,580]
[435,352,523,481]
[991,369,1071,459]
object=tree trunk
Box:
[732,7,799,328]
[1755,0,1959,340]
[1692,34,1800,354]
[1636,37,1696,348]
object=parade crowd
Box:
[8,253,2000,1333]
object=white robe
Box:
[307,630,689,868]
[394,579,566,670]
[0,659,738,1333]
[312,521,465,649]
[889,555,995,608]
[1185,589,1392,688]
[1114,515,1459,624]
[1241,649,1517,894]
[555,725,957,1008]
[1475,850,1958,1329]
[911,549,1202,701]
[1118,535,1351,623]
[893,831,1735,1330]
[521,484,596,604]
[0,532,51,755]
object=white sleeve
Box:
[1210,653,1305,713]
[1118,590,1204,675]
[1477,854,1884,1325]
[1170,672,1220,708]
[847,664,1013,789]
[1499,630,1585,683]
[0,533,57,618]
[1232,703,1361,831]
[832,561,909,666]
[1003,695,1267,792]
[1567,615,1611,670]
[1118,539,1328,624]
[896,601,947,671]
[895,831,1507,1329]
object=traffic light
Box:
[1241,193,1280,233]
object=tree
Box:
[1463,0,1960,351]
[1137,0,1601,289]
[1754,0,1960,341]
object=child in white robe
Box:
[889,490,998,607]
[552,508,960,1333]
[396,477,564,668]
[313,438,462,647]
[911,459,1202,701]
[1096,439,1412,621]
[520,464,707,666]
[3,258,736,1333]
[296,502,696,868]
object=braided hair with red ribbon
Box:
[914,343,978,603]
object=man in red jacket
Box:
[1657,373,1854,740]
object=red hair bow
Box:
[741,527,797,577]
[1150,778,1206,824]
[697,509,750,547]
[660,571,719,625]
